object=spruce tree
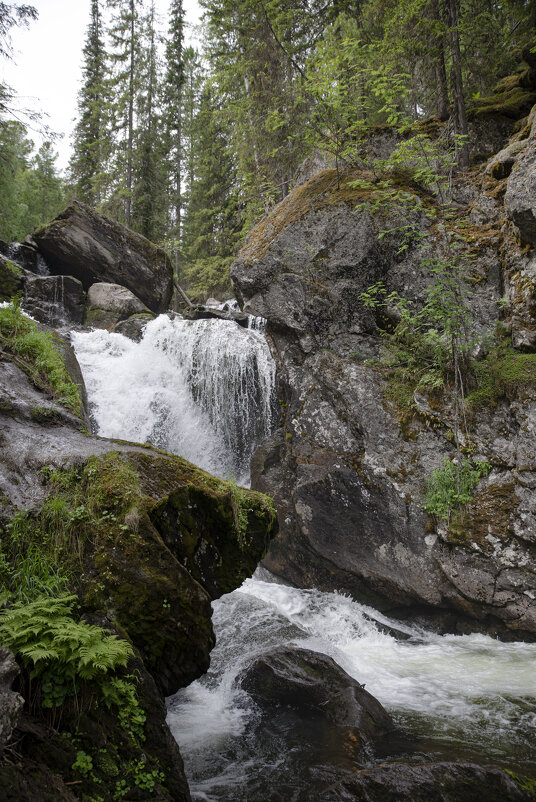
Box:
[70,0,110,205]
[164,0,185,248]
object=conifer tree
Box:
[70,0,109,205]
[164,0,185,247]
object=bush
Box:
[423,457,491,521]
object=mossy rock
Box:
[0,256,24,301]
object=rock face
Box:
[0,255,25,301]
[33,201,173,313]
[23,274,86,326]
[505,113,536,246]
[0,649,24,757]
[232,154,536,638]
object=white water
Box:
[71,314,276,484]
[71,311,536,799]
[168,571,536,800]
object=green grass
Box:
[0,301,81,414]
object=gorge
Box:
[1,90,536,800]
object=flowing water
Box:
[72,314,276,484]
[72,311,536,800]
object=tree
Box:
[70,0,110,205]
[163,0,185,246]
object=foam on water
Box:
[167,571,536,798]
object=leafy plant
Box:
[0,595,134,721]
[423,457,491,521]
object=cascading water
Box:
[72,313,276,484]
[72,310,536,801]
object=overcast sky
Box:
[1,0,201,171]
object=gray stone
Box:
[23,274,86,326]
[87,282,150,317]
[33,201,173,313]
[0,648,24,757]
[505,111,536,245]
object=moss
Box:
[466,341,536,411]
[447,479,516,546]
[469,87,536,119]
[0,257,25,301]
[0,302,82,414]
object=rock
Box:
[486,139,528,180]
[237,646,393,791]
[0,255,25,301]
[23,274,86,326]
[505,107,536,245]
[114,312,154,341]
[32,201,173,313]
[232,166,536,639]
[85,282,152,331]
[182,304,250,328]
[240,646,392,741]
[0,648,24,757]
[321,761,534,801]
[87,282,150,318]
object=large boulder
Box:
[86,281,153,330]
[32,202,173,314]
[232,167,536,639]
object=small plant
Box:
[0,595,134,722]
[72,749,94,778]
[132,760,164,792]
[423,457,491,521]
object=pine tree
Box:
[164,0,185,247]
[70,0,110,205]
[106,0,143,227]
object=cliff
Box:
[232,104,536,640]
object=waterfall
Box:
[71,313,277,484]
[71,309,536,801]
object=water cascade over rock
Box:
[72,314,277,484]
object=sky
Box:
[1,0,201,172]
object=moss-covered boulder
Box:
[32,202,173,314]
[0,256,25,301]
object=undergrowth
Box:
[423,457,491,521]
[0,299,81,414]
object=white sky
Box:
[1,0,202,171]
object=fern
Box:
[0,595,134,712]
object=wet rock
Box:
[114,312,154,341]
[32,201,173,313]
[23,274,86,326]
[321,761,534,801]
[0,255,25,301]
[0,648,24,757]
[240,646,392,741]
[85,282,152,331]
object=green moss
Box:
[0,301,82,414]
[469,87,536,119]
[0,257,24,300]
[466,340,536,411]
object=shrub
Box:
[423,457,491,521]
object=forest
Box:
[1,0,535,301]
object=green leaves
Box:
[423,458,491,521]
[0,595,133,709]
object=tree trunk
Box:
[125,0,135,227]
[431,0,449,121]
[447,0,469,168]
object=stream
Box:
[72,312,536,801]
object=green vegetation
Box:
[423,457,491,521]
[0,301,81,414]
[467,337,536,411]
